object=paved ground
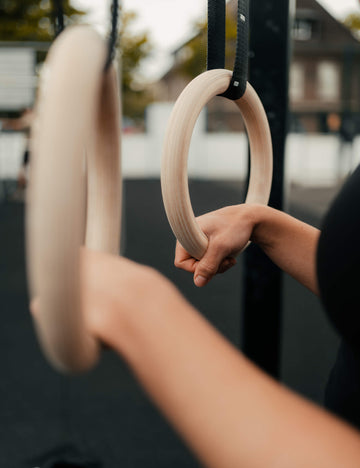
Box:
[0,178,342,467]
[288,182,342,218]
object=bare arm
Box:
[252,205,320,294]
[82,249,360,468]
[174,204,320,295]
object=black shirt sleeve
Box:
[317,165,360,355]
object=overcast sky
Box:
[72,0,359,79]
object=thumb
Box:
[194,244,226,287]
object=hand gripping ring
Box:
[161,69,273,260]
[26,26,122,373]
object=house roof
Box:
[160,0,360,81]
[295,0,360,49]
[172,0,359,57]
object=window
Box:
[317,61,339,101]
[289,63,305,101]
[293,19,313,41]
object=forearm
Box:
[250,205,320,295]
[175,204,320,293]
[82,251,360,467]
[103,287,360,468]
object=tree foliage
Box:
[120,11,153,123]
[0,2,153,123]
[344,12,360,38]
[174,8,238,80]
[0,0,85,41]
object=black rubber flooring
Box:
[0,179,339,467]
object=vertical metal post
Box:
[342,46,354,110]
[242,0,294,378]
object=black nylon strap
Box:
[208,0,249,100]
[105,0,120,71]
[52,0,64,38]
[51,0,119,71]
[207,0,226,70]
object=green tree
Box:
[120,10,153,124]
[344,12,360,39]
[174,8,238,80]
[0,0,85,41]
[0,3,153,124]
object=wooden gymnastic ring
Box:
[161,69,273,260]
[26,26,122,373]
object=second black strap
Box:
[208,0,249,100]
[222,0,249,100]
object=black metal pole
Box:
[242,0,294,379]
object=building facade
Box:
[156,0,360,136]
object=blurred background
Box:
[0,0,360,467]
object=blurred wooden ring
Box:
[27,26,122,373]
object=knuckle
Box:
[213,236,230,256]
[199,259,218,276]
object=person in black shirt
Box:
[317,165,360,428]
